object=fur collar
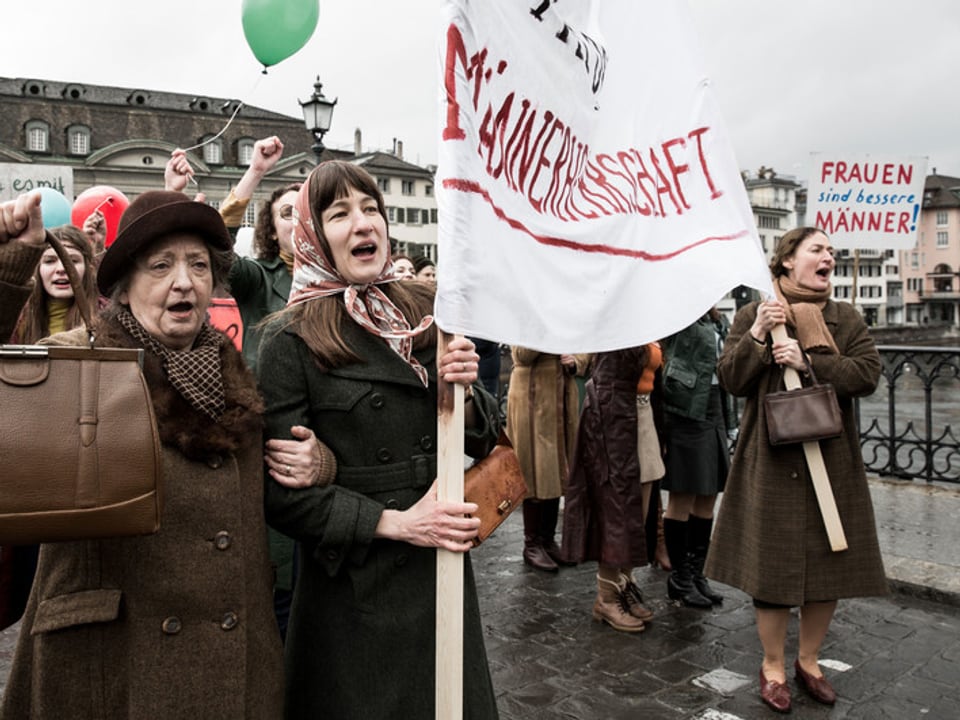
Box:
[96,314,264,460]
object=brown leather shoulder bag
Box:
[0,231,162,543]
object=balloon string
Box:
[175,74,266,186]
[181,100,246,154]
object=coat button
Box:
[420,435,433,451]
[376,448,392,463]
[790,471,799,479]
[385,499,399,509]
[161,616,182,635]
[370,393,385,409]
[220,612,239,631]
[214,531,231,550]
[206,454,223,469]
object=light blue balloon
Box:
[37,187,72,228]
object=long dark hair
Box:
[266,162,435,370]
[15,225,98,343]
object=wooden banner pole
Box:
[436,329,465,720]
[770,324,848,552]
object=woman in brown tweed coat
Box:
[705,227,887,713]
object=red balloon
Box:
[71,186,130,248]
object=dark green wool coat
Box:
[705,300,889,606]
[258,316,501,720]
[228,253,296,592]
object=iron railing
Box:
[858,346,960,483]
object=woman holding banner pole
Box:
[705,227,887,713]
[256,161,501,719]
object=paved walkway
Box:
[1,477,958,718]
[472,477,960,719]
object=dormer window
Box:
[68,125,91,155]
[25,120,49,152]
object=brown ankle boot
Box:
[522,502,558,572]
[618,571,654,622]
[592,574,646,632]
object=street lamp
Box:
[300,76,337,159]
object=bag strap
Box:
[44,230,96,347]
[775,352,821,390]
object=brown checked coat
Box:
[0,303,283,719]
[704,300,888,606]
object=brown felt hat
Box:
[97,191,232,295]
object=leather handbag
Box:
[464,432,526,546]
[0,231,162,544]
[764,356,843,446]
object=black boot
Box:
[522,501,558,572]
[539,497,574,566]
[688,515,723,605]
[663,518,712,608]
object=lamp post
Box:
[300,76,337,160]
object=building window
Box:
[203,137,222,165]
[243,203,255,227]
[859,285,881,299]
[911,252,919,268]
[430,208,438,224]
[25,120,49,152]
[936,211,948,226]
[401,180,415,196]
[757,215,780,230]
[885,265,898,275]
[407,207,421,225]
[425,184,434,197]
[377,177,391,193]
[238,139,255,166]
[395,208,405,223]
[386,207,397,223]
[67,125,90,155]
[937,231,948,247]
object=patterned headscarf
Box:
[286,178,434,386]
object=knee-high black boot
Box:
[663,518,712,608]
[688,514,723,604]
[522,501,558,572]
[539,497,574,566]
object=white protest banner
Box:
[435,0,772,353]
[807,153,927,250]
[0,163,74,203]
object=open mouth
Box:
[816,267,832,278]
[168,301,194,314]
[352,242,378,258]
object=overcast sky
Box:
[3,1,958,183]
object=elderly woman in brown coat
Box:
[507,348,590,572]
[705,227,887,714]
[0,190,322,719]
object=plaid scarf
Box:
[117,308,226,420]
[286,180,433,386]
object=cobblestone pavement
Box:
[2,480,958,719]
[472,501,960,719]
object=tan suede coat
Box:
[506,348,590,499]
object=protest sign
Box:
[0,163,74,204]
[435,0,772,353]
[807,153,927,249]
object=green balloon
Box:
[242,0,319,68]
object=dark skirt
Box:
[661,385,729,496]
